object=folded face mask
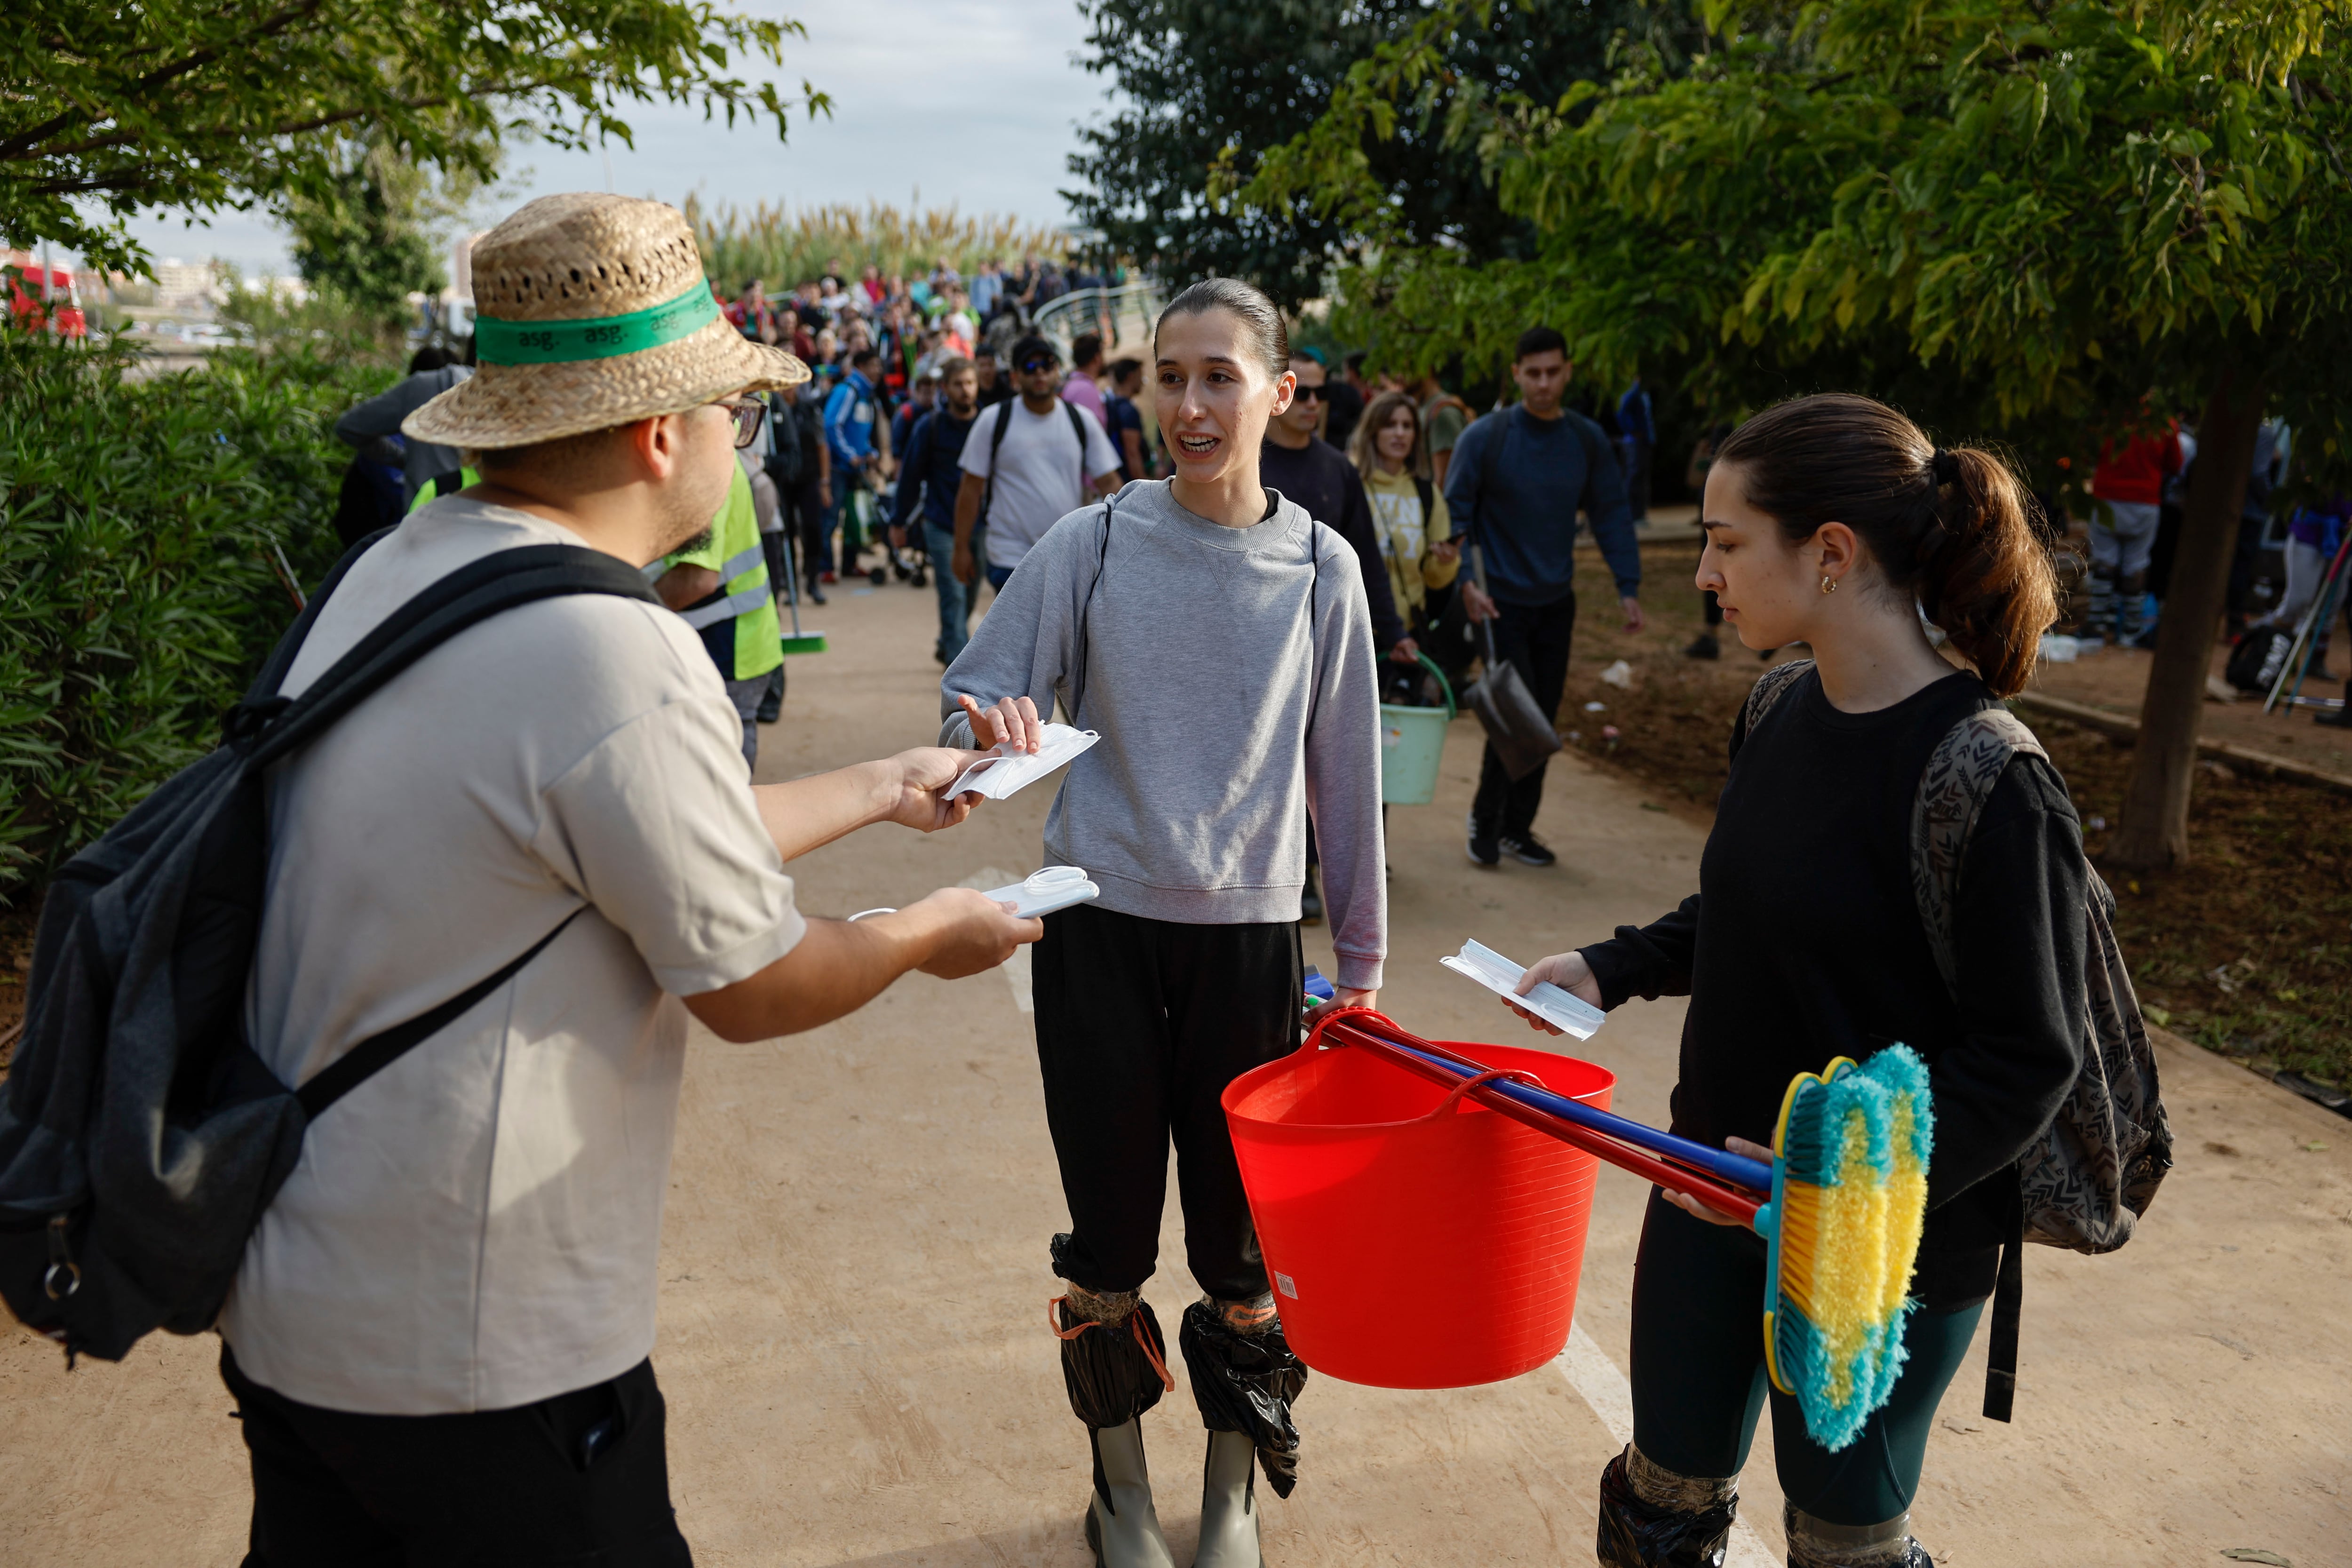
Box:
[949,724,1102,801]
[1440,938,1606,1040]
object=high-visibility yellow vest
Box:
[405,466,480,513]
[657,465,782,681]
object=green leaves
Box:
[1,0,825,276]
[0,334,390,902]
[1233,0,2352,471]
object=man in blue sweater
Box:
[1445,326,1645,868]
[823,347,885,580]
[892,357,984,665]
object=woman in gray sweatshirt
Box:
[941,278,1384,1568]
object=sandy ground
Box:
[4,572,2347,1568]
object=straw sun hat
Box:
[405,193,808,451]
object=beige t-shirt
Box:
[221,497,804,1415]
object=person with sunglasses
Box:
[651,393,787,764]
[952,333,1124,594]
[1260,349,1413,923]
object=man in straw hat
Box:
[213,193,1038,1564]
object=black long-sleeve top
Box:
[1579,667,2087,1307]
[1259,436,1408,650]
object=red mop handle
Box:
[1316,1012,1765,1223]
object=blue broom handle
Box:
[1369,1033,1777,1194]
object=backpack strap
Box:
[1735,657,1815,751]
[977,398,1016,530]
[1064,398,1093,497]
[295,909,582,1120]
[247,546,661,769]
[1910,706,2047,996]
[1412,475,1435,533]
[1904,702,2053,1425]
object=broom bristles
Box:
[1766,1046,1933,1452]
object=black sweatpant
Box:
[1033,904,1303,1301]
[781,475,826,592]
[221,1345,691,1567]
[1470,592,1578,838]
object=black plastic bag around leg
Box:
[1179,1300,1308,1499]
[1595,1446,1736,1568]
[1055,1297,1172,1430]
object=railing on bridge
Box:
[1029,281,1163,362]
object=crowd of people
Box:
[205,184,2183,1568]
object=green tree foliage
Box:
[2,0,826,276]
[282,145,453,333]
[0,335,391,902]
[1240,0,2352,868]
[1067,0,1692,308]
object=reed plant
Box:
[685,194,1069,291]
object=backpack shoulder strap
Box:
[238,528,393,715]
[1413,475,1435,530]
[978,398,1017,528]
[1063,399,1095,496]
[249,545,661,768]
[1736,657,1815,750]
[1910,705,2047,995]
[296,909,582,1119]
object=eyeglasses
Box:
[1291,385,1327,402]
[1017,358,1058,374]
[714,397,768,449]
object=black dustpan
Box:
[1460,544,1562,781]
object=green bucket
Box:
[1379,652,1456,806]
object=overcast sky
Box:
[76,0,1113,275]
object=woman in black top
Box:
[1505,395,2084,1568]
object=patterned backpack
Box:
[1743,661,2174,1418]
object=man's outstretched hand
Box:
[881,746,995,831]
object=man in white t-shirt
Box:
[951,332,1122,592]
[216,193,1038,1566]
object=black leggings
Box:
[1032,904,1303,1300]
[1628,1191,1983,1527]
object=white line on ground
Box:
[1555,1321,1779,1568]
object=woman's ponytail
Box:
[1919,446,2058,698]
[1712,394,2059,698]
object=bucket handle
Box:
[1408,649,1456,721]
[1420,1067,1543,1123]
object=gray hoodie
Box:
[939,479,1387,989]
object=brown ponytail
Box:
[1712,394,2058,697]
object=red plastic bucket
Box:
[1223,1026,1613,1388]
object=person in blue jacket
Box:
[823,346,885,580]
[893,357,985,665]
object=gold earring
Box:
[1820,574,1838,594]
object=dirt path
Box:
[4,574,2346,1567]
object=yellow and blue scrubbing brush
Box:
[1311,1011,1934,1451]
[1756,1047,1935,1451]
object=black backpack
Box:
[0,535,659,1364]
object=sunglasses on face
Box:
[1018,358,1058,374]
[1291,385,1327,402]
[714,398,768,449]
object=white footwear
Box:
[1085,1419,1176,1568]
[1192,1429,1263,1568]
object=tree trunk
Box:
[2106,368,2265,870]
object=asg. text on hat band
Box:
[474,281,722,366]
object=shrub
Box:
[0,333,398,906]
[686,194,1071,290]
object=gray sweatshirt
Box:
[939,479,1387,990]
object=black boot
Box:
[1684,633,1720,661]
[1595,1446,1737,1568]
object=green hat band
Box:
[473,281,721,366]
